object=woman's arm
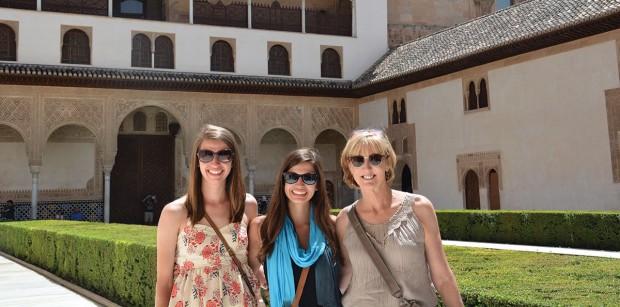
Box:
[413,196,464,307]
[155,198,186,307]
[335,207,352,294]
[248,216,267,288]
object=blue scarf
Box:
[266,209,326,307]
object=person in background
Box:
[0,200,14,221]
[143,195,157,225]
[70,207,84,221]
[336,129,463,307]
[248,148,341,307]
[156,124,260,307]
[55,209,66,220]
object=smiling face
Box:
[198,138,233,184]
[348,147,389,188]
[284,161,317,207]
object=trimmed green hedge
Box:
[0,221,156,307]
[436,210,620,251]
[332,209,620,251]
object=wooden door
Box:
[110,135,175,224]
[465,170,480,210]
[489,170,501,210]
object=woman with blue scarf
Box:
[249,148,342,307]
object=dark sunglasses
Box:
[196,149,234,163]
[283,172,319,185]
[349,154,386,168]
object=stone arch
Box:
[115,101,190,157]
[313,128,350,208]
[44,121,101,151]
[41,124,99,193]
[0,124,30,194]
[258,126,301,148]
[256,128,299,198]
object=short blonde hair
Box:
[340,129,397,188]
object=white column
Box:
[30,166,40,219]
[189,0,194,24]
[108,0,113,17]
[248,165,256,195]
[36,0,41,10]
[103,166,113,223]
[301,0,306,33]
[351,0,356,37]
[247,0,252,29]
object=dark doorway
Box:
[401,164,412,193]
[488,169,500,210]
[111,135,175,224]
[464,170,480,209]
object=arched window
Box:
[268,44,290,76]
[403,138,408,154]
[0,24,17,61]
[211,40,234,72]
[392,100,399,125]
[131,34,151,68]
[133,111,146,131]
[479,78,489,108]
[154,36,174,69]
[61,29,90,65]
[321,48,341,78]
[467,81,477,110]
[399,99,407,123]
[155,112,168,132]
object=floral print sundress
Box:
[169,220,258,307]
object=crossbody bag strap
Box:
[291,266,310,307]
[203,212,256,299]
[347,206,404,300]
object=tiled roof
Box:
[0,63,353,97]
[354,0,620,88]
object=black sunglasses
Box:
[349,154,386,168]
[283,172,319,185]
[196,149,234,163]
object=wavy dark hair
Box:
[258,148,339,263]
[185,124,246,225]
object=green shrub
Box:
[0,221,156,307]
[437,210,620,251]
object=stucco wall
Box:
[359,37,620,211]
[1,1,387,80]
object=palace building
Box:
[0,0,618,224]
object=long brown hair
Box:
[258,148,339,263]
[185,124,246,225]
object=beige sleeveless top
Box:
[342,194,438,307]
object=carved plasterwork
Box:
[257,105,302,137]
[311,106,355,136]
[44,97,104,141]
[605,88,620,183]
[0,96,32,143]
[456,151,502,191]
[200,103,248,137]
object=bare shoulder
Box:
[329,214,337,223]
[162,196,187,216]
[335,205,353,230]
[159,196,188,227]
[410,194,439,229]
[245,193,258,206]
[250,214,266,228]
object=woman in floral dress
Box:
[156,124,259,307]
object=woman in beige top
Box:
[336,129,463,307]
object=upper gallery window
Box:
[61,29,90,65]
